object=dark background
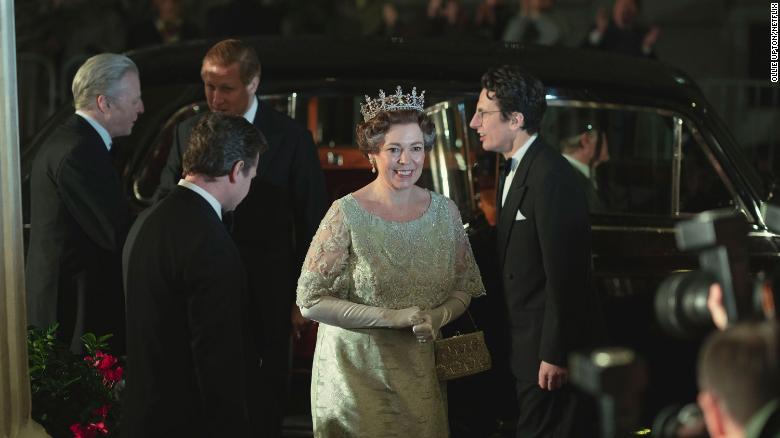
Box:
[13,0,779,171]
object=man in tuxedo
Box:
[123,113,267,437]
[560,126,609,211]
[155,38,328,436]
[26,53,143,353]
[469,65,603,437]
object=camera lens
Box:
[655,271,716,339]
[652,403,707,438]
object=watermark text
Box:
[772,2,778,82]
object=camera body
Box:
[571,205,780,437]
[655,209,752,338]
[569,348,647,438]
[656,204,780,338]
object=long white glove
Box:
[300,296,420,329]
[411,291,471,342]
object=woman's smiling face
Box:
[370,122,426,191]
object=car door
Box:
[540,98,779,418]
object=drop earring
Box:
[370,157,376,174]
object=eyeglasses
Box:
[474,110,502,124]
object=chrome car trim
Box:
[671,117,682,215]
[591,225,676,234]
[748,230,780,239]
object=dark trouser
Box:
[58,263,126,355]
[515,381,597,438]
[254,339,292,438]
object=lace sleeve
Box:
[446,199,486,298]
[296,200,352,308]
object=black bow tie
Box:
[502,158,514,174]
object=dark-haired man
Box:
[156,38,327,436]
[469,65,603,437]
[123,113,267,438]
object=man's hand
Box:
[595,6,609,34]
[291,305,312,340]
[538,360,568,391]
[643,26,660,49]
[707,283,728,331]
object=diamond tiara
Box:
[360,86,426,122]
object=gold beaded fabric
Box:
[296,191,485,437]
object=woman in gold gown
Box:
[296,87,485,437]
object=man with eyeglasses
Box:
[469,65,604,437]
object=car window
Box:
[679,124,734,213]
[132,92,481,222]
[271,93,480,221]
[129,91,740,224]
[130,102,207,206]
[425,100,480,223]
[541,103,736,217]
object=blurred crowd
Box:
[13,0,660,141]
[15,0,660,60]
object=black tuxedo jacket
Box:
[568,162,605,212]
[156,100,328,357]
[26,114,129,350]
[122,186,254,437]
[497,137,603,383]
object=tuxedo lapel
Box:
[497,164,506,216]
[497,138,544,261]
[254,100,283,178]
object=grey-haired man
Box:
[26,53,144,352]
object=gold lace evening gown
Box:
[297,191,485,438]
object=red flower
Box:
[88,422,109,435]
[102,366,123,384]
[83,351,123,386]
[92,351,118,371]
[69,423,96,438]
[69,421,109,438]
[70,423,87,438]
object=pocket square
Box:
[515,210,526,221]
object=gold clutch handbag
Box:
[434,312,492,381]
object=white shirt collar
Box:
[501,134,538,206]
[178,179,222,220]
[243,95,258,124]
[75,111,112,151]
[506,133,538,172]
[563,154,591,178]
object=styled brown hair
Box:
[355,110,436,156]
[697,321,780,425]
[202,39,261,85]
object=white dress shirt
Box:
[75,110,112,151]
[178,179,222,220]
[501,134,538,207]
[243,95,258,124]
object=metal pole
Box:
[0,0,49,437]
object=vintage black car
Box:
[21,36,780,436]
